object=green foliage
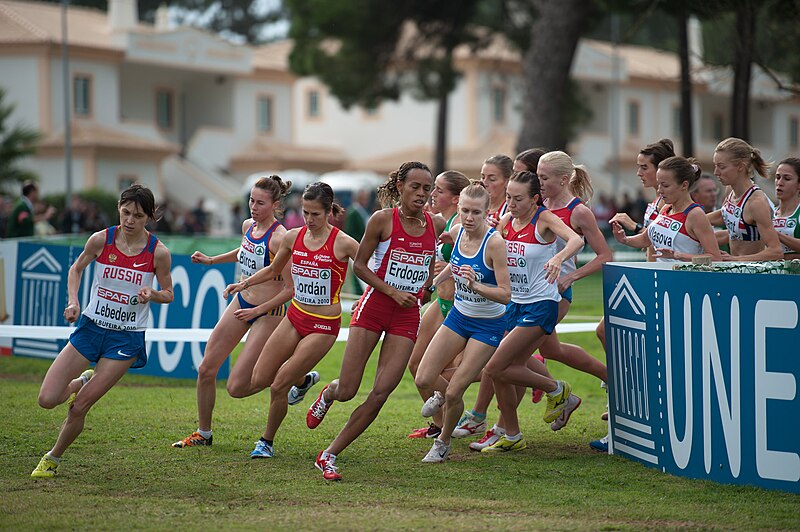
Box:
[170,0,286,44]
[285,0,483,109]
[703,0,800,83]
[0,88,41,190]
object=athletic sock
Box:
[470,410,486,421]
[46,451,61,463]
[505,432,522,441]
[548,381,563,397]
[260,438,273,446]
[320,451,336,462]
[197,429,212,440]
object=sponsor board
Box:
[603,262,799,493]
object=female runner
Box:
[480,170,585,452]
[407,170,470,439]
[414,184,511,462]
[482,154,514,224]
[773,158,800,259]
[613,156,721,262]
[453,149,545,442]
[592,139,676,451]
[172,176,293,448]
[533,151,612,423]
[224,182,358,458]
[306,162,445,481]
[708,137,781,261]
[32,185,173,477]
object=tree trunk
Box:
[434,91,448,175]
[730,0,757,141]
[678,6,694,157]
[517,0,593,153]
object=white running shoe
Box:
[550,393,582,431]
[451,411,487,438]
[468,426,505,451]
[421,439,451,463]
[421,391,445,418]
[288,371,320,406]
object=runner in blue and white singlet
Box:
[415,185,511,463]
[450,227,506,318]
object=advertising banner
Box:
[603,263,799,493]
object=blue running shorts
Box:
[442,305,506,348]
[505,300,559,334]
[69,315,147,369]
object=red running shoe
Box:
[407,423,442,439]
[531,353,546,403]
[307,385,331,429]
[315,450,342,481]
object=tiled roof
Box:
[230,138,347,166]
[0,0,126,49]
[39,121,178,153]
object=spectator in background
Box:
[34,202,58,236]
[83,201,109,233]
[282,195,304,229]
[343,189,372,295]
[618,192,635,221]
[154,202,174,234]
[591,193,615,238]
[230,203,242,235]
[182,210,205,234]
[633,189,648,223]
[691,173,720,213]
[7,181,55,238]
[0,195,12,237]
[192,198,209,234]
[61,196,87,234]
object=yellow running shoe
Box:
[480,435,527,453]
[543,380,572,423]
[68,369,94,407]
[31,454,59,478]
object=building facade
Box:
[1,0,798,233]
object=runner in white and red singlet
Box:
[32,185,173,479]
[224,182,359,459]
[479,171,585,453]
[307,161,446,481]
[531,151,612,419]
[708,137,781,261]
[613,157,721,262]
[609,139,676,260]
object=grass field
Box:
[2,273,798,530]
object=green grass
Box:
[2,273,798,530]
